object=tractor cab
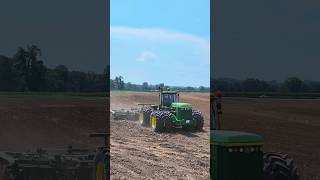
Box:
[159,87,179,107]
[161,91,178,107]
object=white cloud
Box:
[111,26,210,64]
[137,51,158,62]
[111,26,209,48]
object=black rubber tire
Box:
[192,110,204,131]
[149,111,165,132]
[140,106,153,127]
[263,152,299,180]
[94,147,110,180]
[161,111,174,132]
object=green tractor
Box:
[139,87,204,132]
[210,94,299,180]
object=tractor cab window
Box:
[162,94,177,106]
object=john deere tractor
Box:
[210,93,299,180]
[139,87,204,132]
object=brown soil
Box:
[110,92,210,180]
[222,97,320,180]
[0,96,108,152]
[3,94,316,179]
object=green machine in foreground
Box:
[211,131,263,180]
[139,87,204,132]
[210,92,299,180]
[211,130,299,180]
[0,133,110,180]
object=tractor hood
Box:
[171,103,192,108]
[211,130,263,146]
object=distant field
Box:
[222,97,320,179]
[0,95,108,151]
[221,92,320,99]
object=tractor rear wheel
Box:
[263,152,299,180]
[140,106,152,127]
[192,110,204,131]
[150,111,165,132]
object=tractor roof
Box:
[171,103,192,108]
[211,130,263,146]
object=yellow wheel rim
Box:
[96,161,105,180]
[151,115,156,129]
[139,112,144,124]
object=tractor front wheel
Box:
[192,110,204,131]
[263,152,299,180]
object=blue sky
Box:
[111,0,210,87]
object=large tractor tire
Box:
[161,111,174,132]
[192,110,204,131]
[150,111,166,132]
[94,147,110,180]
[139,106,153,127]
[263,152,299,180]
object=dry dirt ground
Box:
[222,97,320,180]
[0,95,108,152]
[2,94,318,179]
[110,92,210,180]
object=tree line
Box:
[212,77,320,93]
[110,76,210,92]
[6,45,315,94]
[0,45,108,92]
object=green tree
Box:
[283,77,304,92]
[242,78,269,92]
[126,82,132,90]
[142,82,149,91]
[198,86,206,92]
[13,47,28,90]
[13,45,46,91]
[53,65,69,91]
[0,56,18,90]
[26,45,46,91]
[114,76,124,90]
[186,86,195,91]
